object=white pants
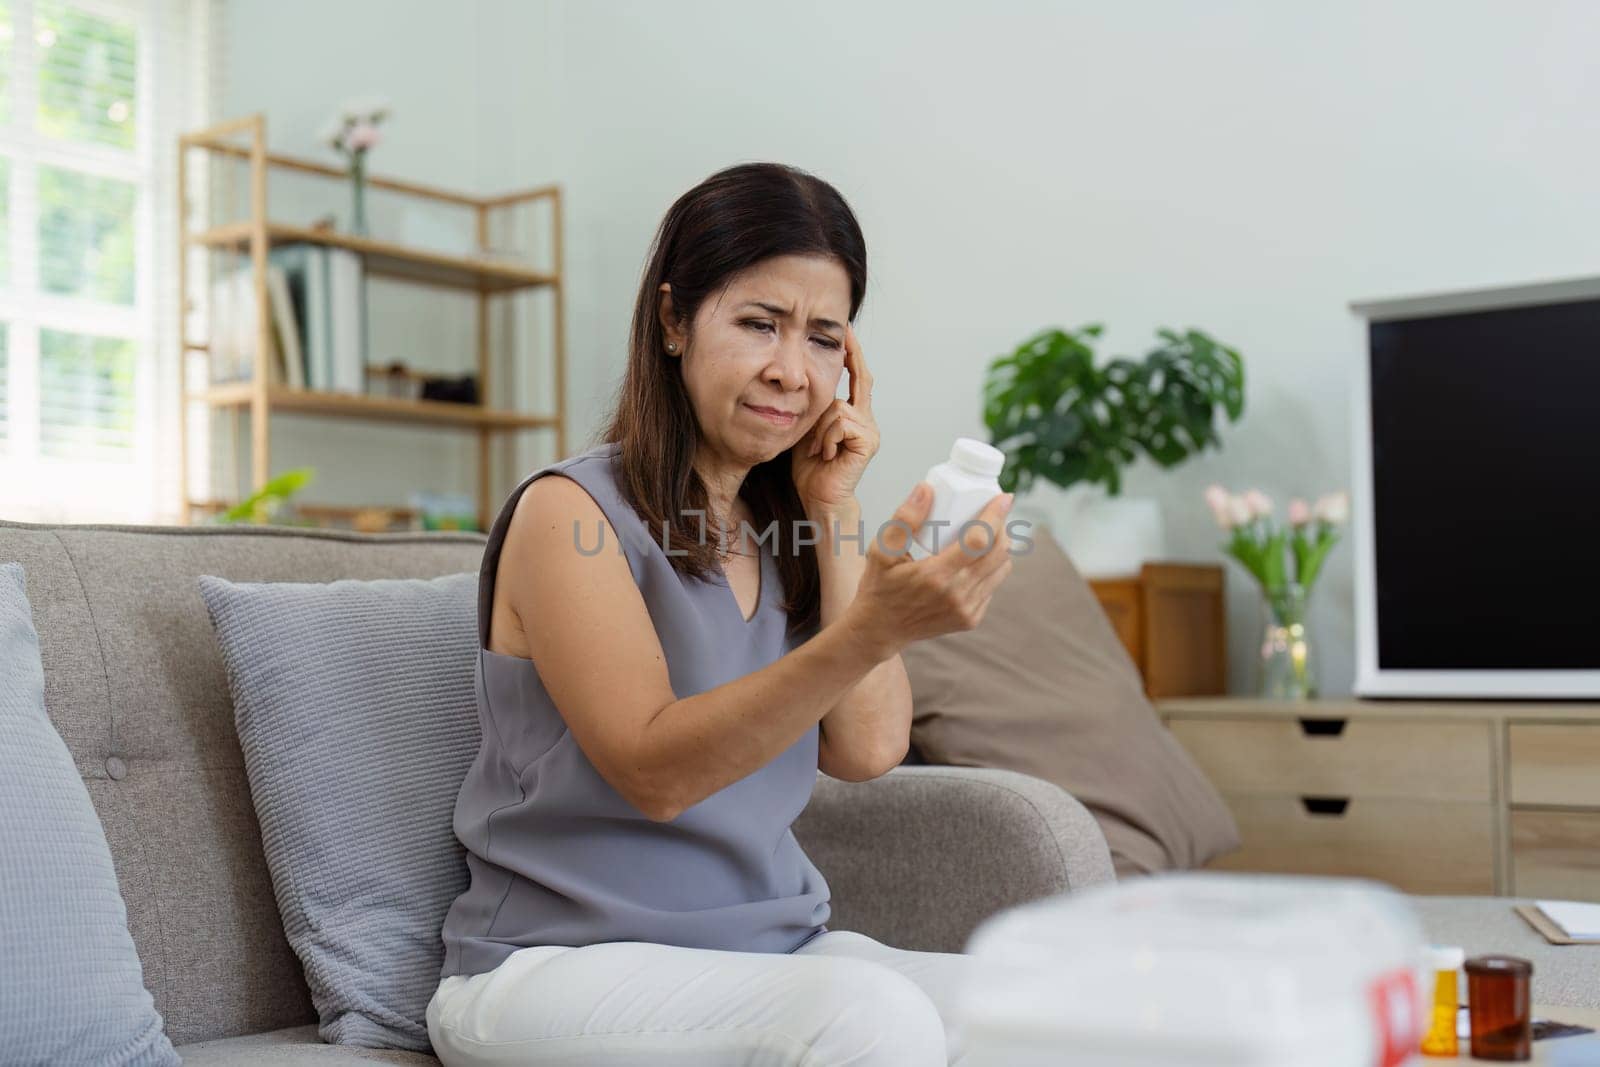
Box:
[425,930,972,1066]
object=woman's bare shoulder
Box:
[501,474,625,580]
[509,472,608,535]
[495,474,630,639]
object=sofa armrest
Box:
[793,765,1116,954]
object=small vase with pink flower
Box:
[1204,485,1349,700]
[318,96,390,238]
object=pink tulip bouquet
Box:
[318,96,391,236]
[1203,485,1349,699]
[1203,485,1348,597]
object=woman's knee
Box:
[800,957,947,1066]
[425,948,950,1067]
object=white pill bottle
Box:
[908,437,1007,560]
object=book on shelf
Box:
[266,266,305,389]
[208,265,301,388]
[272,243,324,389]
[208,243,368,393]
[328,247,367,395]
[276,242,367,394]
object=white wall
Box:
[226,0,1600,695]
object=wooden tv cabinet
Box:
[1157,697,1600,901]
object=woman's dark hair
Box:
[597,162,867,639]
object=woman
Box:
[427,162,1015,1066]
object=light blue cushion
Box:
[0,561,179,1066]
[197,571,480,1052]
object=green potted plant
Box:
[211,468,317,526]
[982,324,1245,576]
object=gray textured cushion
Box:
[197,572,481,1052]
[176,1025,440,1065]
[0,561,179,1066]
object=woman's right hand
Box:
[844,481,1016,660]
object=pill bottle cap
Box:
[1425,945,1465,970]
[1465,954,1532,977]
[950,437,1004,479]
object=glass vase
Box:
[1259,582,1317,700]
[349,152,369,237]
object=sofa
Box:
[0,517,1120,1064]
[9,517,1599,1064]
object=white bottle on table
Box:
[908,438,1007,560]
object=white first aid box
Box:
[958,872,1430,1067]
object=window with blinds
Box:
[1,0,214,522]
[1,0,144,475]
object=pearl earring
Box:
[666,342,677,353]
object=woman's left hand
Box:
[792,322,879,516]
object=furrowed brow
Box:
[738,300,844,333]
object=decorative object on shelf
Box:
[318,96,391,238]
[1204,486,1349,700]
[285,502,415,532]
[366,361,425,400]
[419,373,479,406]
[363,365,478,404]
[984,324,1245,578]
[1259,582,1314,701]
[408,490,479,532]
[213,468,317,526]
[348,507,402,534]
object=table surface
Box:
[1433,1004,1600,1064]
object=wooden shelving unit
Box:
[176,113,567,530]
[194,382,560,431]
[188,221,559,291]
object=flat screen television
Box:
[1350,275,1600,698]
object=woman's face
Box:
[659,254,850,471]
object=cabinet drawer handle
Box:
[1298,717,1348,737]
[1301,796,1351,817]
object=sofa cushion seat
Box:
[174,1025,440,1065]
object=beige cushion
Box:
[903,528,1240,876]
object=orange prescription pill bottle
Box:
[1466,954,1533,1061]
[1420,945,1465,1056]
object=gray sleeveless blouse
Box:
[439,440,831,978]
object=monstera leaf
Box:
[983,324,1244,496]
